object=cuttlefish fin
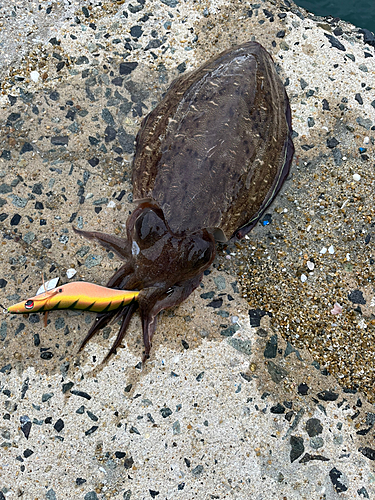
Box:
[73,227,130,261]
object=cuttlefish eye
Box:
[134,208,168,249]
[25,300,34,310]
[185,234,214,272]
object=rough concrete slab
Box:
[0,0,374,498]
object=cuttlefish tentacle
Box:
[73,227,131,261]
[73,248,142,357]
[139,273,205,360]
[78,299,138,354]
[141,314,158,363]
[105,263,134,288]
[78,311,118,352]
[102,301,138,363]
[72,226,147,358]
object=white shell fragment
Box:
[331,302,342,315]
[328,245,335,254]
[353,173,361,182]
[66,268,77,279]
[301,274,307,282]
[320,246,327,254]
[36,277,59,295]
[358,318,367,329]
[307,261,314,271]
[30,70,39,82]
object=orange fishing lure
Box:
[8,282,140,314]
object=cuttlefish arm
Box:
[8,281,139,314]
[79,300,138,364]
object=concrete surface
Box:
[0,0,374,498]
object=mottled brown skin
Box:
[74,41,294,362]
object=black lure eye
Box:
[25,300,34,310]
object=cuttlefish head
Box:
[74,202,215,361]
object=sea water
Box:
[294,0,375,33]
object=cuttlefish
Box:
[9,42,294,362]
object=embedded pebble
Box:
[213,276,226,290]
[353,173,361,181]
[310,436,324,449]
[23,231,35,244]
[84,255,103,268]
